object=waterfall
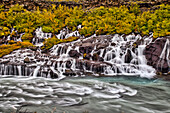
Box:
[157,38,170,71]
[32,27,52,46]
[1,27,169,79]
[33,66,40,77]
[17,66,22,76]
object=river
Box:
[0,75,170,113]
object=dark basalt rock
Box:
[41,49,49,53]
[125,49,133,63]
[79,43,94,54]
[50,70,58,78]
[92,53,104,62]
[0,60,10,64]
[63,69,76,76]
[111,42,116,46]
[68,50,80,58]
[75,59,108,73]
[92,53,99,61]
[96,43,108,50]
[66,60,72,68]
[28,46,37,51]
[145,38,169,73]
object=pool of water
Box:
[0,75,170,113]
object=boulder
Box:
[79,43,94,54]
[145,38,169,73]
[125,49,133,63]
[92,53,104,61]
[63,69,76,76]
[68,50,80,58]
[96,43,108,50]
[111,42,116,46]
[28,46,37,51]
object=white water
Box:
[32,27,52,46]
[157,38,170,70]
[1,76,170,113]
[1,26,170,78]
[50,33,156,78]
[0,76,138,112]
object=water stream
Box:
[0,76,170,113]
[0,27,169,113]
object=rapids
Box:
[0,76,170,113]
[0,27,169,113]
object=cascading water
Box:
[157,38,170,70]
[0,27,170,113]
[32,27,52,46]
[1,26,169,79]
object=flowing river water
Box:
[0,75,170,113]
[0,27,169,113]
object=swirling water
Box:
[0,75,170,113]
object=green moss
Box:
[0,41,33,57]
[43,36,79,49]
[42,36,61,49]
[21,33,33,40]
[42,26,54,33]
[8,40,16,44]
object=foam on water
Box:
[0,76,137,111]
[1,26,169,79]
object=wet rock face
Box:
[69,50,80,58]
[79,43,94,54]
[0,33,164,78]
[92,53,104,62]
[145,38,170,73]
[96,43,108,50]
[75,59,107,73]
[125,49,133,63]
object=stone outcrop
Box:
[0,33,169,79]
[145,37,170,73]
[79,43,94,54]
[69,50,80,58]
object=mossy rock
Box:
[21,33,34,40]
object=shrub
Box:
[0,41,33,57]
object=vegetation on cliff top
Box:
[43,36,79,49]
[0,41,33,57]
[0,3,169,53]
[0,4,169,39]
